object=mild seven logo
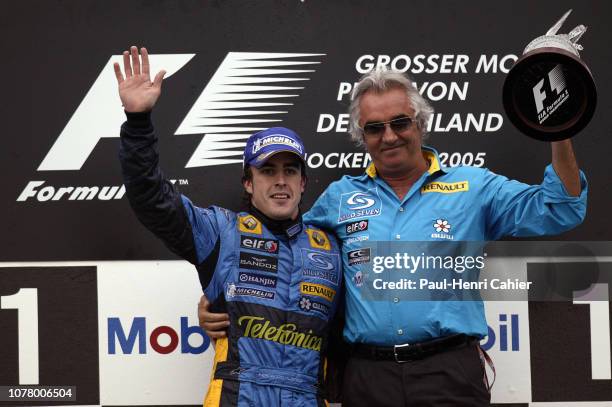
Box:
[338,188,382,223]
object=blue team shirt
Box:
[304,146,587,345]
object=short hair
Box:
[348,68,435,147]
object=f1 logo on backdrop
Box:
[0,266,99,405]
[38,52,324,171]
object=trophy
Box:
[503,10,597,141]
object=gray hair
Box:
[348,68,434,147]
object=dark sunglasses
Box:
[362,116,414,137]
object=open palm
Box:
[113,46,166,113]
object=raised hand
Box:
[113,46,166,113]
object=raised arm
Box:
[551,139,581,197]
[116,46,200,264]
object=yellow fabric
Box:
[306,228,331,251]
[423,150,441,174]
[204,338,229,407]
[365,162,377,178]
[238,214,262,234]
[365,149,441,179]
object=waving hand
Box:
[113,46,166,113]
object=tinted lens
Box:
[389,117,412,132]
[363,122,386,136]
[363,117,413,137]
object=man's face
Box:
[359,87,423,176]
[244,152,305,220]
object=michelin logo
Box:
[252,135,303,154]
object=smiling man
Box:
[115,46,342,407]
[301,68,587,406]
[201,68,588,406]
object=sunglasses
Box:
[362,116,414,137]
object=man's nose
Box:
[381,123,399,144]
[275,173,287,185]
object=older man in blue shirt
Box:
[202,68,587,406]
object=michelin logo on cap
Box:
[244,127,306,168]
[252,135,303,154]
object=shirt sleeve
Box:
[304,184,336,229]
[484,164,588,240]
[118,111,224,265]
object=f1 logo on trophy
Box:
[503,10,597,141]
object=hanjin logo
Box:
[37,52,324,172]
[238,272,277,288]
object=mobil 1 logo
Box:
[0,266,99,405]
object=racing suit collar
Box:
[365,145,446,179]
[248,203,303,239]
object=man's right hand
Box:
[198,294,230,339]
[113,46,166,113]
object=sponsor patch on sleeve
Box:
[421,181,469,194]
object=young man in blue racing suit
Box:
[114,45,342,407]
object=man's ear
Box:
[301,175,307,193]
[244,178,254,195]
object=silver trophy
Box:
[503,10,597,141]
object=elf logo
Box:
[37,52,323,171]
[107,316,210,354]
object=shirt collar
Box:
[248,204,303,239]
[364,145,446,179]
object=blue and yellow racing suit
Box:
[119,112,342,407]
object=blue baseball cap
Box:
[243,127,306,168]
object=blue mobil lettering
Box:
[107,317,210,354]
[480,314,519,352]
